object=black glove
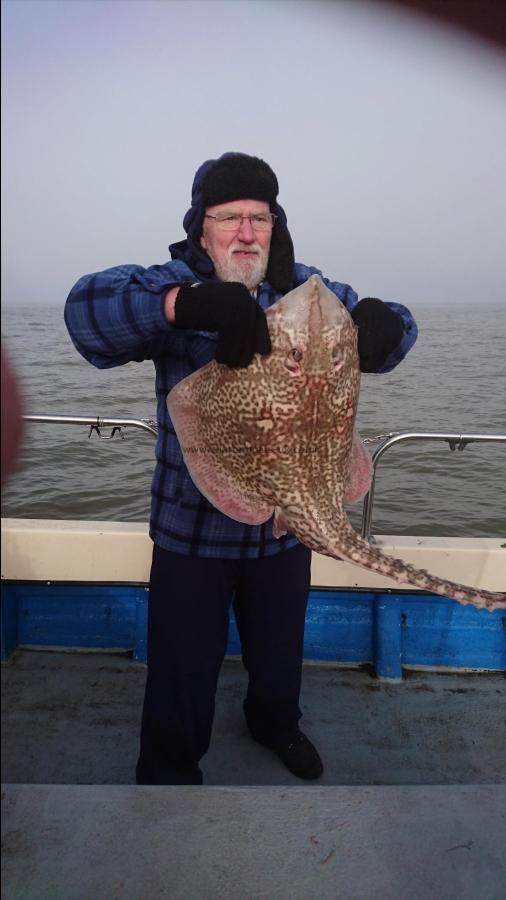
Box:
[351,298,404,373]
[174,282,271,368]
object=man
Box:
[65,152,418,785]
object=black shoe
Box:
[274,731,323,781]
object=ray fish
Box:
[167,276,506,612]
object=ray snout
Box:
[308,275,353,331]
[266,275,352,335]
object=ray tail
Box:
[316,521,506,612]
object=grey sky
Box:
[2,0,505,308]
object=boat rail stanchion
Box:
[360,431,506,542]
[22,414,158,439]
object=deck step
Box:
[2,783,505,899]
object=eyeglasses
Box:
[204,212,277,232]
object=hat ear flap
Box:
[266,211,295,294]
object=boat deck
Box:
[2,650,505,899]
[1,649,505,786]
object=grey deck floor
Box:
[1,649,505,786]
[2,651,506,900]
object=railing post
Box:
[360,431,506,541]
[374,594,403,680]
[134,587,148,663]
[1,585,19,662]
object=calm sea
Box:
[2,302,505,538]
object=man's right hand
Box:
[171,282,271,368]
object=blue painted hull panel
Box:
[1,582,505,678]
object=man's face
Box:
[200,198,272,291]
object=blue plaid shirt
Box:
[64,259,417,558]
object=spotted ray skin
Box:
[167,276,506,612]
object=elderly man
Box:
[65,152,418,785]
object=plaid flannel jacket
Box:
[64,259,417,558]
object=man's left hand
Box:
[351,298,404,373]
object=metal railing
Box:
[21,417,505,541]
[22,414,158,440]
[360,431,506,540]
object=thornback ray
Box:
[167,275,506,612]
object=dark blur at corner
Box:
[1,346,24,485]
[388,0,506,50]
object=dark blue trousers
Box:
[136,542,312,784]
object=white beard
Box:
[213,243,269,291]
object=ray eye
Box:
[285,348,303,373]
[332,346,344,372]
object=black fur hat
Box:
[202,154,279,208]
